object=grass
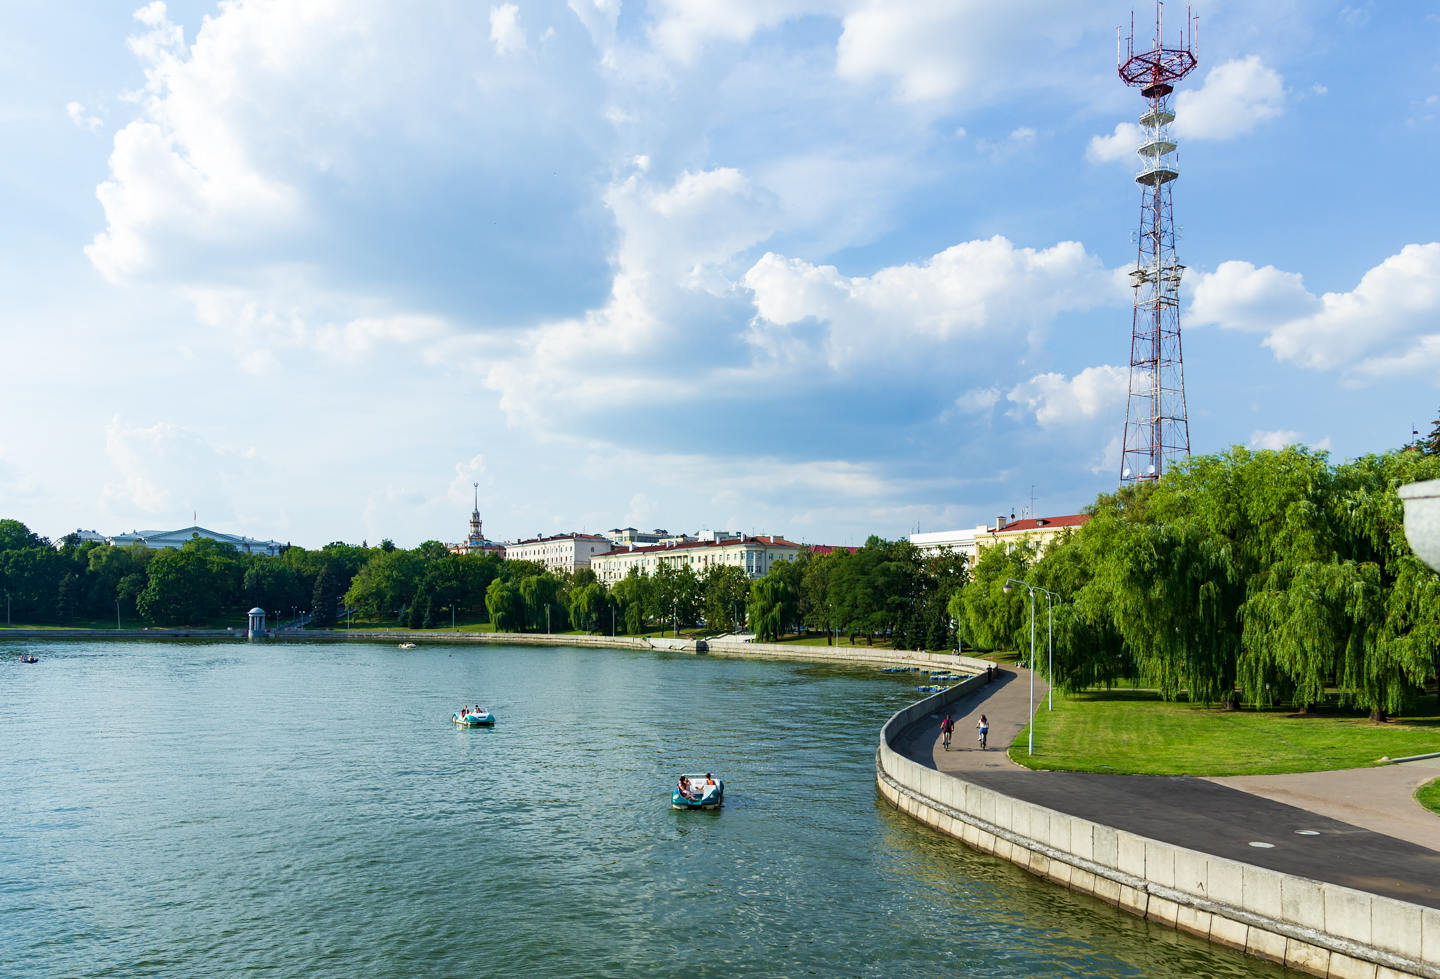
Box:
[1418,778,1440,817]
[1011,688,1440,776]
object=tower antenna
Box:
[1117,1,1197,485]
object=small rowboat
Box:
[453,709,494,727]
[398,642,417,650]
[19,654,39,664]
[672,773,723,810]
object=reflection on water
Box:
[0,641,1284,977]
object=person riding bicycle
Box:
[977,714,989,749]
[939,715,954,750]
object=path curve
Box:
[892,668,1440,910]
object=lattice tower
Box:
[1118,2,1196,484]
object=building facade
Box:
[591,535,801,585]
[503,533,612,574]
[105,525,284,556]
[910,513,1089,566]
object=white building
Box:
[909,513,1090,566]
[105,525,284,556]
[603,527,672,546]
[591,535,801,585]
[503,533,612,574]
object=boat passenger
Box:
[677,777,692,799]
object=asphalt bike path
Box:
[892,668,1440,909]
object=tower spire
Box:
[1118,1,1197,485]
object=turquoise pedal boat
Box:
[672,773,723,810]
[452,709,494,727]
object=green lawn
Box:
[1011,688,1440,776]
[1418,778,1440,817]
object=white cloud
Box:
[1005,364,1128,428]
[1190,244,1440,382]
[1088,56,1286,165]
[490,4,526,56]
[977,126,1036,160]
[1175,56,1286,140]
[1247,429,1301,451]
[835,0,1091,104]
[101,416,256,521]
[953,386,1002,414]
[66,101,103,133]
[1086,122,1143,164]
[1189,260,1319,332]
[743,235,1122,371]
[647,0,828,64]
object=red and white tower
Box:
[1118,2,1196,484]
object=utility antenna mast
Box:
[1118,1,1196,484]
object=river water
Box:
[0,640,1284,977]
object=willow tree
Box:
[951,539,1034,653]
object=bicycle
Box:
[942,726,952,750]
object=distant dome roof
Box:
[248,607,266,614]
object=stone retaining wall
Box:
[875,680,1439,979]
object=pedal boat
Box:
[672,774,723,810]
[398,642,417,650]
[19,654,39,664]
[453,709,494,727]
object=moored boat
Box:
[452,708,494,727]
[672,773,723,810]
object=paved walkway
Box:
[892,668,1440,910]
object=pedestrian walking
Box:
[940,714,954,750]
[977,714,989,750]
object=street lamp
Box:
[1003,578,1038,756]
[610,601,615,637]
[546,604,551,634]
[116,595,122,630]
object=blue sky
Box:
[1,0,1437,548]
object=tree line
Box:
[3,436,1436,719]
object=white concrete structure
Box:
[503,533,611,574]
[106,525,284,556]
[910,514,1089,566]
[592,535,801,584]
[603,527,672,546]
[909,526,984,563]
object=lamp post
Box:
[1003,578,1037,756]
[451,604,456,632]
[116,596,122,630]
[610,602,615,637]
[546,604,551,635]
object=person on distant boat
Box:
[460,707,468,717]
[677,776,693,800]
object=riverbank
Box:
[877,671,1440,979]
[0,626,995,674]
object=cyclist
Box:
[940,714,954,750]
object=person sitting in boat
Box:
[460,707,469,717]
[677,776,693,800]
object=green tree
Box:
[747,573,795,642]
[701,564,750,634]
[485,578,523,632]
[610,568,652,634]
[310,564,339,629]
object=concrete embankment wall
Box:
[875,680,1439,979]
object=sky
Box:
[2,0,1438,549]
